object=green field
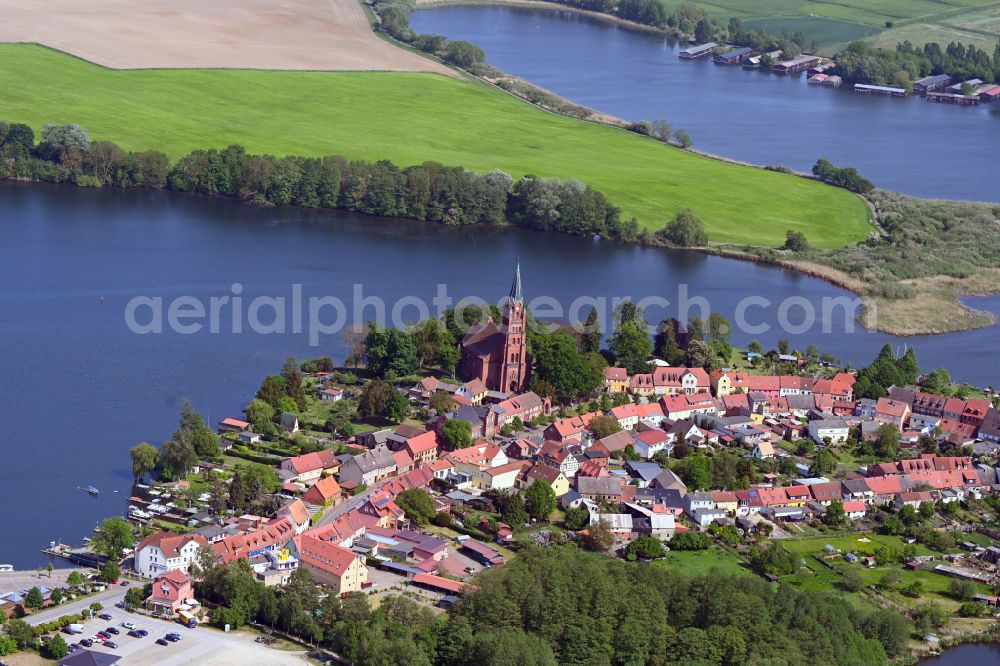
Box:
[663,0,1000,52]
[0,44,872,248]
[655,547,751,576]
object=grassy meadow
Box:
[0,44,872,248]
[662,0,1000,53]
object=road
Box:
[27,586,126,626]
[314,481,380,528]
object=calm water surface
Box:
[410,6,1000,202]
[917,643,1000,665]
[1,181,999,567]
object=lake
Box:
[1,180,999,568]
[918,643,1000,665]
[409,6,1000,202]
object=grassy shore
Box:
[0,43,872,248]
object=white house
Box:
[808,419,850,444]
[133,531,209,579]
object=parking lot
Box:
[60,611,310,665]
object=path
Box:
[26,586,125,626]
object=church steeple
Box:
[509,261,523,302]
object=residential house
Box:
[338,444,397,487]
[538,441,581,477]
[895,491,935,509]
[318,387,343,402]
[456,378,488,405]
[632,429,673,459]
[981,409,1000,443]
[711,491,738,514]
[808,419,850,444]
[213,517,295,564]
[843,500,867,520]
[808,481,844,506]
[446,440,508,475]
[475,460,531,491]
[302,476,343,508]
[604,367,628,393]
[609,404,640,430]
[660,394,716,421]
[134,531,209,579]
[752,441,776,459]
[278,499,313,534]
[577,476,624,503]
[630,373,655,396]
[683,492,715,517]
[217,417,250,434]
[523,463,570,497]
[403,430,439,466]
[146,570,195,615]
[593,430,633,457]
[875,398,911,430]
[293,535,370,596]
[280,450,340,485]
[544,413,597,444]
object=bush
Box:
[959,601,989,617]
[669,531,711,551]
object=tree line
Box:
[0,121,636,241]
[834,39,1000,90]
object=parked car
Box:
[122,622,136,630]
[106,627,119,635]
[97,632,110,640]
[165,633,181,642]
[127,630,142,638]
[68,644,80,652]
[104,641,118,649]
[80,639,93,648]
[98,613,112,620]
[120,580,130,586]
[137,629,149,637]
[156,638,169,646]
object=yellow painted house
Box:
[604,367,628,394]
[523,463,571,497]
[710,370,732,396]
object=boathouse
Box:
[979,85,1000,102]
[771,55,820,74]
[679,42,717,59]
[713,47,751,65]
[913,74,952,94]
[853,83,907,97]
[946,78,983,94]
[926,92,980,106]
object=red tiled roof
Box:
[136,531,208,558]
[302,476,343,505]
[213,518,295,563]
[286,450,339,475]
[295,534,359,577]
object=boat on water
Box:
[86,486,99,496]
[0,564,14,573]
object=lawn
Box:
[740,17,880,53]
[654,547,751,577]
[0,43,872,248]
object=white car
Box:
[121,622,136,630]
[89,635,102,643]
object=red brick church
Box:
[459,264,529,393]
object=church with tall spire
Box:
[458,263,529,394]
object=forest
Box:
[196,544,903,665]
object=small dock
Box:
[41,542,102,568]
